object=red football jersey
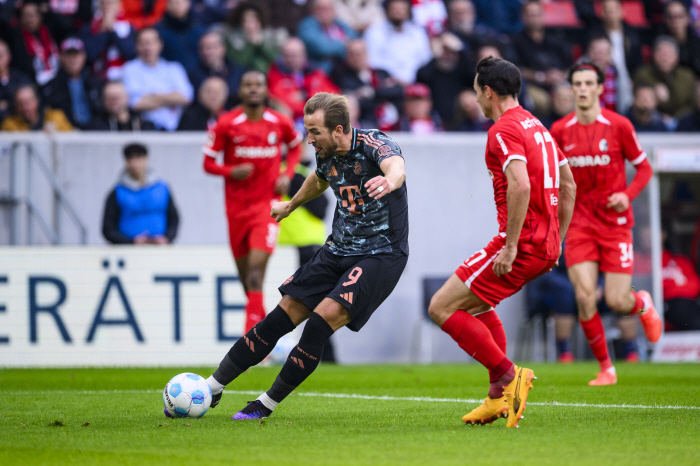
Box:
[203,107,302,216]
[550,108,645,229]
[486,106,567,260]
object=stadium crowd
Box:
[0,0,699,133]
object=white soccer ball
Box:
[270,334,300,365]
[163,373,212,418]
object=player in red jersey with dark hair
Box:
[429,56,577,428]
[203,70,302,333]
[550,62,662,386]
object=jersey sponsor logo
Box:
[267,132,277,145]
[495,133,508,155]
[234,146,278,158]
[550,193,558,206]
[568,154,611,167]
[599,139,608,152]
[232,136,247,143]
[519,117,544,129]
[353,161,362,175]
[376,144,394,158]
[564,143,577,152]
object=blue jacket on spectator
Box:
[297,15,358,73]
[102,169,179,244]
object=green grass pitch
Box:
[1,363,699,465]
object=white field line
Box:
[3,389,700,411]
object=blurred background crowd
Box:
[1,0,699,134]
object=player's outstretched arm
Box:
[558,162,576,244]
[493,160,530,277]
[271,171,329,223]
[366,156,406,200]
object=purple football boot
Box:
[232,400,272,420]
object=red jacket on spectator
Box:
[663,250,700,300]
[267,61,339,120]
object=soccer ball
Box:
[163,373,212,418]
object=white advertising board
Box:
[651,331,700,362]
[0,246,297,367]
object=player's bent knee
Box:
[280,295,311,325]
[607,296,631,315]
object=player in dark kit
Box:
[203,92,409,419]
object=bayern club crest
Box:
[354,162,362,175]
[268,132,277,145]
[599,139,608,152]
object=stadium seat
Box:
[542,1,583,28]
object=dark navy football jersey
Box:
[315,128,409,256]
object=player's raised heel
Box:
[462,397,508,425]
[637,290,662,343]
[210,391,222,408]
[232,400,272,420]
[503,365,535,428]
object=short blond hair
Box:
[303,93,351,134]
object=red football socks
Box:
[244,291,266,333]
[580,312,613,371]
[630,291,647,315]
[442,310,513,387]
[475,310,509,398]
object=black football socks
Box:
[212,306,296,386]
[264,313,335,407]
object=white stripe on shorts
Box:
[465,246,504,288]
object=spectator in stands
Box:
[44,0,93,41]
[676,82,700,132]
[541,83,574,128]
[122,0,168,29]
[627,83,668,132]
[333,0,383,33]
[42,37,104,129]
[191,0,234,25]
[178,76,228,130]
[634,36,696,120]
[102,142,179,245]
[122,27,193,131]
[363,0,432,85]
[1,83,73,131]
[264,0,311,35]
[587,34,632,114]
[88,80,156,131]
[267,37,338,122]
[416,31,474,129]
[155,0,205,72]
[452,89,491,131]
[0,39,31,122]
[446,0,513,62]
[661,1,700,77]
[298,0,358,74]
[399,83,443,133]
[411,0,448,37]
[188,32,245,103]
[7,0,60,85]
[512,0,571,117]
[81,0,136,81]
[588,0,642,87]
[330,38,403,131]
[219,1,286,73]
[470,0,522,34]
[662,223,700,331]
